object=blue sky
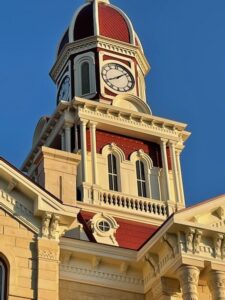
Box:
[0,0,225,206]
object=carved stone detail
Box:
[145,253,159,275]
[185,228,195,252]
[163,233,178,257]
[207,270,225,300]
[39,248,58,261]
[42,212,52,238]
[214,233,224,258]
[193,230,202,253]
[50,214,60,240]
[177,265,200,300]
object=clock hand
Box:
[108,74,125,80]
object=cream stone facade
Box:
[0,0,224,299]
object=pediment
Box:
[113,94,152,114]
[0,158,78,235]
[175,194,225,230]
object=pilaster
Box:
[37,238,60,300]
[90,121,98,185]
[160,139,171,201]
[80,119,88,183]
[169,141,180,203]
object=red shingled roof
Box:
[78,211,158,250]
[99,3,130,43]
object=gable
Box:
[0,157,78,236]
[174,194,225,230]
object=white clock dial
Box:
[102,63,135,92]
[57,75,71,102]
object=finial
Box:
[86,0,110,3]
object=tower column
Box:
[207,270,225,300]
[176,148,185,204]
[64,123,72,152]
[60,130,65,151]
[80,119,88,183]
[74,124,79,153]
[177,265,200,300]
[90,122,98,185]
[169,141,180,203]
[160,138,171,201]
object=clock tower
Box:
[52,0,150,112]
[22,0,190,232]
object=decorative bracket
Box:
[145,253,159,275]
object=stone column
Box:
[207,270,225,300]
[160,139,171,201]
[177,265,200,300]
[64,124,72,152]
[169,141,180,203]
[60,130,65,151]
[74,124,79,153]
[90,122,98,185]
[80,120,88,183]
[175,148,185,204]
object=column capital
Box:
[89,121,98,128]
[177,265,200,300]
[207,270,225,300]
[79,118,89,125]
[160,138,168,144]
[64,121,74,129]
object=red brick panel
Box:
[87,129,163,168]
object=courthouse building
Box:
[0,0,225,299]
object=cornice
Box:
[74,98,190,142]
[50,36,150,81]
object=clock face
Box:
[57,75,71,102]
[102,63,135,92]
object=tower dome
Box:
[57,0,140,57]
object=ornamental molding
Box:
[41,212,60,240]
[38,248,59,261]
[50,36,149,81]
[0,188,40,234]
[60,263,143,292]
[77,104,185,142]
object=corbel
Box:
[193,229,203,253]
[145,253,159,275]
[185,227,195,252]
[120,262,129,275]
[92,256,101,269]
[41,212,52,238]
[163,233,178,257]
[6,178,18,193]
[214,233,224,258]
[221,234,225,259]
[50,214,60,240]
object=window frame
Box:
[136,159,147,198]
[108,153,119,192]
[74,52,97,98]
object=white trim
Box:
[130,150,154,198]
[55,27,69,59]
[69,3,90,43]
[102,144,125,192]
[99,52,136,99]
[74,52,97,98]
[56,71,72,104]
[93,0,99,36]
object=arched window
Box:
[74,52,97,98]
[81,62,90,95]
[0,260,6,300]
[108,154,118,191]
[136,160,147,197]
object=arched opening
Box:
[81,62,90,95]
[136,160,147,197]
[0,259,7,300]
[108,154,118,192]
